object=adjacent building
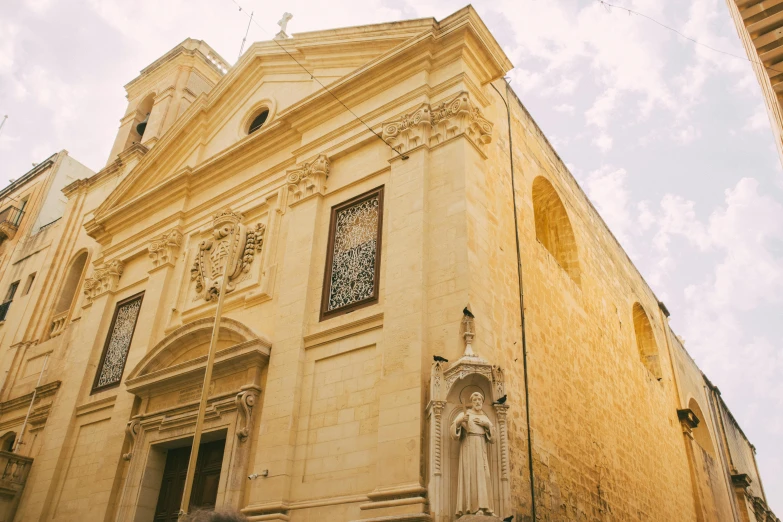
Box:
[0,8,777,522]
[726,0,783,167]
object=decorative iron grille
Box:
[93,293,144,391]
[321,187,383,319]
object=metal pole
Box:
[178,223,237,518]
[13,353,48,453]
[238,11,254,60]
[0,115,7,138]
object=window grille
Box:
[320,187,384,320]
[92,293,144,392]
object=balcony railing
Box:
[0,206,24,241]
[0,450,33,519]
[50,310,68,338]
[0,301,11,322]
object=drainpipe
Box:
[13,353,49,453]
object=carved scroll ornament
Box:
[235,385,260,442]
[190,210,264,302]
[122,416,141,461]
[382,92,493,156]
[148,229,183,267]
[83,259,124,303]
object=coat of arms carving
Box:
[190,210,265,301]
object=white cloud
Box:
[585,88,618,128]
[672,125,701,145]
[592,132,614,153]
[553,103,575,114]
[584,165,633,245]
[743,104,770,132]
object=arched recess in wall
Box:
[532,176,581,285]
[632,302,663,379]
[133,93,156,141]
[0,432,16,452]
[53,251,89,316]
[688,398,716,458]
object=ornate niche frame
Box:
[426,315,511,521]
[114,318,270,521]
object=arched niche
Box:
[49,251,89,338]
[54,251,89,314]
[532,176,581,286]
[0,431,16,453]
[688,398,716,458]
[427,352,511,520]
[632,302,663,379]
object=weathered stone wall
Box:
[473,85,699,520]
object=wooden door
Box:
[153,438,227,521]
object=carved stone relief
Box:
[83,259,124,303]
[287,154,330,204]
[235,384,261,442]
[189,210,265,302]
[122,416,142,460]
[382,92,494,158]
[427,310,511,521]
[148,228,183,267]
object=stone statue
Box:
[451,391,495,517]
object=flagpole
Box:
[178,220,237,518]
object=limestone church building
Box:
[0,7,777,522]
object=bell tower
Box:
[106,38,229,165]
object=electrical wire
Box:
[229,0,409,160]
[598,0,783,77]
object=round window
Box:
[248,109,269,134]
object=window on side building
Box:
[92,292,145,393]
[0,281,19,321]
[22,272,36,295]
[320,186,384,320]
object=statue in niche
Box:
[451,390,495,517]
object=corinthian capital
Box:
[83,259,124,302]
[286,154,330,204]
[148,228,183,268]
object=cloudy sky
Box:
[2,0,782,512]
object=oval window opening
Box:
[248,109,269,134]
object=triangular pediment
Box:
[89,8,511,238]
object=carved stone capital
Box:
[148,228,183,267]
[382,104,431,155]
[286,154,330,204]
[430,92,493,148]
[83,259,124,302]
[381,92,494,159]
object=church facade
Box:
[0,7,777,522]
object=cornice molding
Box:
[87,7,510,239]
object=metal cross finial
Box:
[275,12,293,39]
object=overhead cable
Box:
[229,0,409,160]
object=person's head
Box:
[183,510,248,522]
[470,391,484,410]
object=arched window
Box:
[688,399,716,458]
[0,432,16,452]
[247,108,269,134]
[532,177,581,285]
[134,94,155,140]
[632,302,662,379]
[54,252,88,315]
